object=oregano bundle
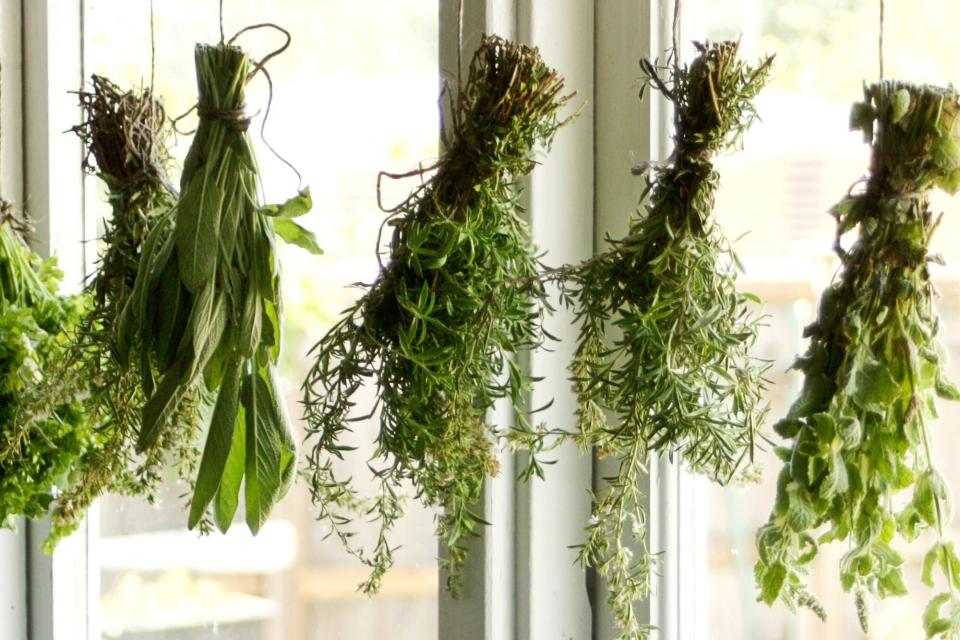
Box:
[118,42,318,535]
[755,82,960,638]
[0,201,92,530]
[302,35,573,594]
[564,42,772,638]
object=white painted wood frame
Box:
[0,1,29,634]
[2,1,91,638]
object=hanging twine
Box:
[0,63,32,238]
[673,0,681,69]
[879,0,885,80]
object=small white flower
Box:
[587,514,600,526]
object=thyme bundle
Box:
[755,82,960,637]
[302,35,573,594]
[0,200,92,529]
[118,42,317,535]
[563,42,772,638]
[42,76,202,549]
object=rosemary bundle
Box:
[302,35,573,593]
[563,42,772,638]
[0,200,91,529]
[43,77,201,549]
[118,42,317,535]
[755,82,960,637]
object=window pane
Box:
[698,1,960,638]
[83,2,439,638]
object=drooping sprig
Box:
[302,35,574,595]
[755,81,960,638]
[562,42,772,639]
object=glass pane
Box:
[83,2,439,638]
[694,1,960,638]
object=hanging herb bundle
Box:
[118,40,318,535]
[41,76,202,549]
[755,82,960,636]
[561,41,772,638]
[0,200,91,529]
[302,35,573,594]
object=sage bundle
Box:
[118,42,317,535]
[564,42,772,637]
[42,77,201,549]
[755,82,960,637]
[0,201,92,530]
[302,35,572,593]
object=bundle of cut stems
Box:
[302,34,574,594]
[756,81,960,638]
[561,41,772,639]
[119,42,316,535]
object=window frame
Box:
[2,1,92,639]
[0,1,696,638]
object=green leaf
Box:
[217,164,244,262]
[837,416,862,449]
[890,89,912,124]
[187,286,228,386]
[853,358,900,407]
[263,300,281,362]
[238,281,262,360]
[760,562,787,604]
[175,152,224,293]
[137,357,186,451]
[923,593,953,638]
[915,473,939,528]
[260,188,313,219]
[923,544,943,587]
[820,450,849,499]
[153,257,189,371]
[214,403,247,533]
[188,359,242,529]
[936,375,960,401]
[243,366,296,534]
[850,101,875,139]
[878,567,908,597]
[787,483,819,530]
[273,218,323,255]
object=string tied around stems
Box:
[0,199,32,238]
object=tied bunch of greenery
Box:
[0,200,91,530]
[118,42,318,535]
[756,82,960,637]
[564,41,772,638]
[42,76,201,550]
[303,35,573,594]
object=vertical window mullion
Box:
[594,1,681,638]
[21,1,88,638]
[437,2,518,639]
[513,1,595,639]
[0,0,28,633]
